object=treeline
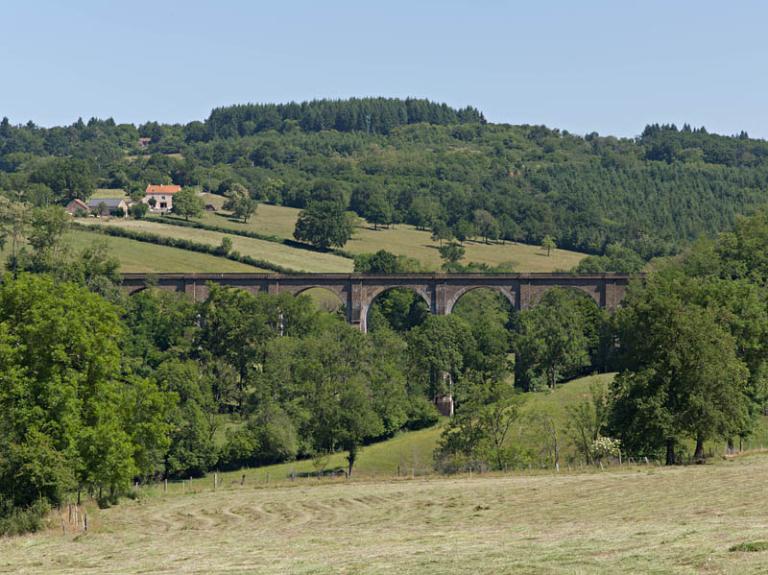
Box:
[3,101,768,259]
[202,98,486,138]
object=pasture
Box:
[81,219,354,273]
[196,196,588,272]
[67,229,262,273]
[3,455,768,573]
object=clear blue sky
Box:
[2,0,766,138]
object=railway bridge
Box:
[121,272,636,333]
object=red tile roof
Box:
[145,184,182,195]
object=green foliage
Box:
[203,98,484,138]
[435,376,523,472]
[222,183,258,223]
[473,209,499,243]
[294,194,354,249]
[0,275,166,509]
[171,187,204,221]
[729,541,768,553]
[565,382,610,464]
[250,321,414,475]
[514,289,595,391]
[573,243,645,273]
[609,271,751,463]
[5,108,768,261]
[353,249,422,273]
[541,235,556,256]
[438,241,465,268]
[407,315,476,399]
[368,288,429,333]
[451,289,512,379]
[0,498,49,537]
[129,201,149,219]
[28,157,95,202]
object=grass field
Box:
[91,188,129,199]
[82,219,354,273]
[4,454,768,573]
[75,194,586,274]
[0,228,262,274]
[67,229,263,273]
[198,195,588,272]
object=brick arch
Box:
[360,285,432,333]
[290,285,348,312]
[283,284,348,303]
[444,285,516,315]
[525,284,602,309]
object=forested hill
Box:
[2,98,768,257]
[203,98,486,137]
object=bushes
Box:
[219,406,299,470]
[0,499,49,537]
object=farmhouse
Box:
[65,198,90,216]
[86,197,129,217]
[142,184,181,213]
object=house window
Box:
[160,202,168,209]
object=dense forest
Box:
[2,98,768,258]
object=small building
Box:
[65,198,90,216]
[138,137,151,149]
[142,184,181,213]
[86,198,129,217]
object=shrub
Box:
[590,436,621,463]
[0,499,50,537]
[404,396,440,430]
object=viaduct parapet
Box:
[121,273,636,333]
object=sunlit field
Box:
[67,229,263,273]
[3,454,768,574]
[196,196,588,272]
[81,218,354,273]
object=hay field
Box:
[3,456,768,574]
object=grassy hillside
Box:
[82,218,354,273]
[73,193,587,274]
[209,374,614,487]
[212,372,768,485]
[0,227,266,273]
[91,188,129,199]
[197,196,587,272]
[5,454,768,573]
[67,229,263,273]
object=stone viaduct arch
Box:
[121,273,637,332]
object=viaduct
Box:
[121,273,636,333]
